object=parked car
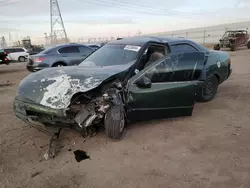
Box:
[14,36,232,141]
[26,43,95,72]
[26,46,45,55]
[2,47,29,62]
[214,30,250,51]
[0,49,10,65]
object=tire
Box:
[214,44,220,50]
[104,104,126,140]
[230,44,236,51]
[52,62,66,67]
[18,56,26,62]
[247,41,250,49]
[197,75,219,102]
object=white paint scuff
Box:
[40,74,102,109]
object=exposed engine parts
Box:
[71,82,124,132]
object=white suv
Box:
[3,47,29,62]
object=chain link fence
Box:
[43,22,250,47]
[152,27,249,45]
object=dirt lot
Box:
[0,49,250,188]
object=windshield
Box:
[79,43,141,67]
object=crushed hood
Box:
[18,64,132,109]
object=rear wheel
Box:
[197,75,219,102]
[18,56,26,62]
[247,41,250,49]
[52,62,66,67]
[214,44,220,50]
[104,104,126,140]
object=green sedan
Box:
[13,36,232,141]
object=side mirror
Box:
[136,76,151,88]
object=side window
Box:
[143,52,204,83]
[170,44,198,53]
[5,49,14,53]
[144,58,173,83]
[136,44,169,72]
[78,46,93,55]
[14,48,25,52]
[58,46,80,54]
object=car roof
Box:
[107,35,209,52]
[52,43,91,49]
[226,30,247,32]
[3,47,24,49]
[108,36,191,46]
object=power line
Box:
[105,0,213,16]
[0,0,31,6]
[69,0,201,19]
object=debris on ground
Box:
[43,129,61,160]
[30,171,43,178]
[73,150,90,162]
[0,80,11,87]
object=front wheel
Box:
[197,75,219,102]
[230,44,236,51]
[18,56,26,62]
[104,104,126,140]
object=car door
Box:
[57,46,81,66]
[126,52,206,121]
[78,46,94,62]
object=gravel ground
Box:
[0,49,250,188]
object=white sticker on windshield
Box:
[124,45,141,52]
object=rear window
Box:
[58,46,80,54]
[5,49,14,53]
[170,44,198,53]
[39,46,56,54]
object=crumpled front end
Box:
[13,96,73,132]
[14,80,124,134]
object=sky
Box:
[0,0,250,44]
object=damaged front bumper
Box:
[13,96,75,131]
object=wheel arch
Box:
[18,56,25,60]
[52,61,67,67]
[214,73,221,84]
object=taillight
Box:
[4,58,8,61]
[4,52,7,55]
[34,57,45,63]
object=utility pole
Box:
[9,32,12,47]
[44,33,48,45]
[50,0,68,44]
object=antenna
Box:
[50,0,68,44]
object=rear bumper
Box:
[26,63,49,72]
[13,96,75,129]
[0,56,10,64]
